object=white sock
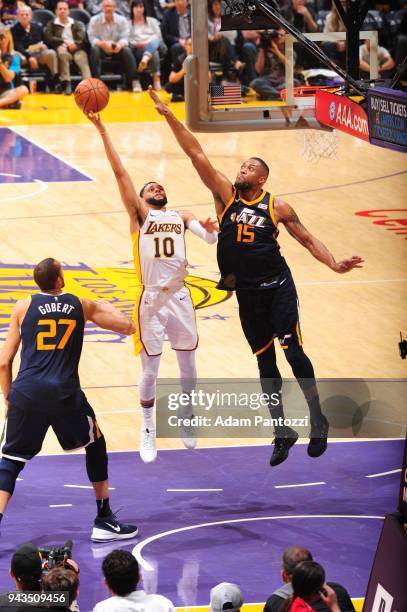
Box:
[142,405,155,430]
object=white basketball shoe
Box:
[140,425,157,463]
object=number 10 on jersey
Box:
[154,237,175,258]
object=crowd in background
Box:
[0,0,406,107]
[0,542,358,611]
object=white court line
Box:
[366,469,402,478]
[17,478,23,481]
[167,488,223,492]
[133,514,385,571]
[11,127,96,181]
[49,504,73,508]
[0,172,21,178]
[274,482,326,489]
[64,484,116,490]
[0,179,47,203]
[297,278,407,286]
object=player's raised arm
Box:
[148,88,233,214]
[275,198,364,273]
[0,300,27,415]
[86,112,148,229]
[82,299,136,335]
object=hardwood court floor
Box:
[0,91,406,455]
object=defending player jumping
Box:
[87,112,218,464]
[149,88,364,467]
[0,258,138,541]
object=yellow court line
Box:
[176,600,364,612]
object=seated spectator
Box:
[282,0,318,68]
[359,38,396,78]
[129,0,167,91]
[251,29,294,100]
[94,549,175,612]
[42,567,79,612]
[279,561,341,612]
[44,0,91,95]
[86,0,131,19]
[0,25,28,108]
[208,0,241,82]
[1,0,19,26]
[322,1,347,69]
[144,0,174,20]
[10,543,43,592]
[210,582,243,612]
[264,546,355,612]
[11,5,61,91]
[88,0,136,91]
[160,0,190,63]
[164,35,191,101]
[235,29,260,90]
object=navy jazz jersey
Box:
[217,190,289,290]
[9,293,85,409]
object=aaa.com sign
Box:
[315,90,369,141]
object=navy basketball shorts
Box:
[0,391,103,463]
[236,270,303,356]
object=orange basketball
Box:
[74,78,110,114]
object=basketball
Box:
[74,78,110,114]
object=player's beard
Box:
[146,196,168,208]
[234,179,252,192]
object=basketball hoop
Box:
[300,129,339,162]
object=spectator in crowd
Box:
[279,561,341,612]
[264,547,355,612]
[208,0,241,82]
[94,549,175,612]
[44,0,91,94]
[11,5,61,91]
[323,1,347,68]
[144,0,175,20]
[282,0,317,68]
[1,0,19,26]
[129,0,167,91]
[160,0,190,63]
[42,567,79,612]
[88,0,136,91]
[251,28,293,100]
[210,582,243,612]
[9,543,43,592]
[164,34,191,101]
[359,38,396,78]
[0,24,28,108]
[235,29,261,90]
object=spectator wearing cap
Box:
[210,582,243,612]
[93,549,175,612]
[87,0,137,91]
[9,543,42,592]
[0,25,29,109]
[264,547,355,612]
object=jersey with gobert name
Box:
[9,293,84,408]
[132,209,188,288]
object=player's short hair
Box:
[282,546,313,576]
[250,157,269,178]
[42,568,79,605]
[33,258,61,291]
[139,182,154,197]
[102,550,140,597]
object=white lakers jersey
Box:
[132,209,188,288]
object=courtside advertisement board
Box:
[315,90,369,141]
[367,86,407,153]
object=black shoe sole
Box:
[307,437,328,458]
[270,430,299,467]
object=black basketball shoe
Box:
[307,415,329,458]
[270,427,299,467]
[91,512,138,542]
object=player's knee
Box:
[85,436,108,483]
[281,337,314,378]
[0,458,25,494]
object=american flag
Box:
[210,84,242,105]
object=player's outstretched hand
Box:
[333,255,364,273]
[200,217,218,233]
[86,110,104,134]
[148,86,170,116]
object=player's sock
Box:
[142,405,154,430]
[96,498,112,518]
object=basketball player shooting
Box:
[0,259,138,541]
[86,111,218,464]
[148,88,364,467]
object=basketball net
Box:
[300,129,339,163]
